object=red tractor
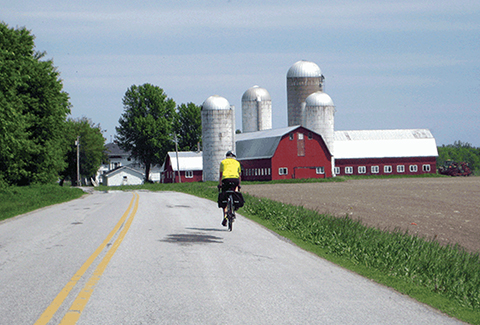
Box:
[438,160,473,176]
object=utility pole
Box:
[76,136,80,186]
[174,134,181,183]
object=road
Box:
[0,191,464,324]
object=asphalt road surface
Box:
[0,191,465,324]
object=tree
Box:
[0,22,71,186]
[116,84,176,181]
[173,102,202,151]
[60,117,106,185]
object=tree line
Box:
[437,141,480,173]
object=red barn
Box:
[236,126,333,181]
[334,129,438,176]
[161,151,203,183]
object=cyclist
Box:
[218,151,241,227]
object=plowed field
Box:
[241,177,480,253]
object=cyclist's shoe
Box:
[222,218,227,227]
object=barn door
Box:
[297,133,305,156]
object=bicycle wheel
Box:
[227,195,234,231]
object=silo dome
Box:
[241,86,272,133]
[202,95,231,110]
[287,60,322,78]
[305,91,334,107]
[201,95,235,181]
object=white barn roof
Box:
[236,126,301,160]
[334,129,438,159]
[165,151,203,171]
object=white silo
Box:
[241,86,272,133]
[305,91,335,153]
[201,95,235,181]
[286,60,324,126]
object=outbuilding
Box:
[334,129,438,176]
[162,151,203,183]
[102,166,145,186]
[236,125,333,181]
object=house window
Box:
[371,166,379,174]
[316,167,325,174]
[358,166,366,174]
[289,133,294,140]
[397,165,405,173]
[334,167,340,175]
[384,165,392,173]
[422,164,431,172]
[185,170,193,178]
[279,167,288,175]
[410,165,418,172]
[345,167,353,174]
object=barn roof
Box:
[235,125,302,160]
[334,129,438,159]
[165,151,203,171]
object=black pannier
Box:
[218,191,244,209]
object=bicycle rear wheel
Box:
[227,195,234,231]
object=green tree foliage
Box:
[437,141,480,172]
[173,102,202,151]
[116,84,176,181]
[0,22,71,186]
[60,117,106,185]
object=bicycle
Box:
[218,182,242,232]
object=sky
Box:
[3,0,480,147]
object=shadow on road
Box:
[160,233,223,245]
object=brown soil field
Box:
[241,177,480,253]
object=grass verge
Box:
[0,184,84,222]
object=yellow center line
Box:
[59,192,139,324]
[34,192,138,325]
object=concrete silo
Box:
[286,60,324,126]
[305,91,335,153]
[201,95,235,181]
[241,86,272,133]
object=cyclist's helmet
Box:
[226,151,236,158]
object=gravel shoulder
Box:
[242,177,480,253]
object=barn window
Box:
[289,133,294,140]
[384,165,392,173]
[345,167,353,174]
[358,166,366,174]
[410,165,418,172]
[308,132,313,140]
[185,171,193,178]
[371,166,379,173]
[422,164,431,172]
[298,133,304,140]
[316,167,325,174]
[268,168,271,175]
[279,167,288,175]
[397,165,405,173]
[334,167,340,175]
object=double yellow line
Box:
[35,192,140,325]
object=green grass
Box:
[0,184,84,221]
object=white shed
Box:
[102,166,145,186]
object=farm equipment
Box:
[438,160,473,176]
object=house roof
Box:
[165,151,203,171]
[105,142,130,157]
[103,165,145,178]
[334,129,438,159]
[235,125,304,160]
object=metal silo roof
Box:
[334,129,438,159]
[287,60,322,78]
[242,86,271,102]
[305,91,334,107]
[201,95,231,110]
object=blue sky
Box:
[3,0,479,146]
